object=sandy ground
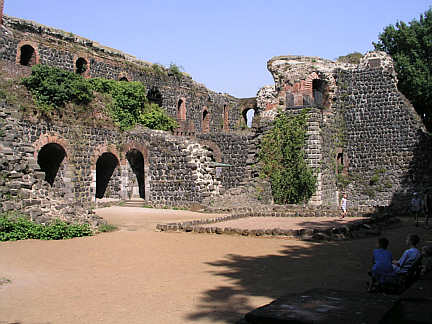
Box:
[0,207,431,324]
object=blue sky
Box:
[4,1,432,98]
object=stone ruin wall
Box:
[256,51,432,212]
[0,13,257,224]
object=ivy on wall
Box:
[258,110,317,204]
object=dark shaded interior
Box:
[37,143,67,186]
[19,45,35,66]
[119,77,129,81]
[126,149,145,199]
[75,57,88,75]
[96,152,119,199]
[312,79,325,106]
[147,87,163,106]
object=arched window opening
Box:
[37,143,67,186]
[202,109,210,134]
[223,105,229,131]
[177,98,186,121]
[19,45,36,66]
[75,57,88,75]
[119,77,129,82]
[147,87,163,107]
[96,152,119,199]
[336,151,348,175]
[126,149,145,199]
[242,108,255,128]
[312,79,326,107]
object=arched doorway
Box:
[95,152,119,199]
[126,149,145,199]
[202,109,210,134]
[19,45,36,66]
[147,87,163,107]
[177,98,186,121]
[37,143,67,186]
[75,57,88,75]
[119,77,129,82]
[242,108,255,128]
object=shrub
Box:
[98,223,118,233]
[21,64,93,111]
[0,213,93,241]
[168,63,183,79]
[89,78,177,131]
[259,110,316,204]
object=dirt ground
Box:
[1,207,431,324]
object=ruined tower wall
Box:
[257,52,431,211]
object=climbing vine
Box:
[258,110,316,204]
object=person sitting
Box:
[368,237,395,292]
[392,234,421,282]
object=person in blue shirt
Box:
[368,237,394,291]
[392,234,421,274]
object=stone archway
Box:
[126,149,145,199]
[177,98,186,121]
[16,42,39,67]
[242,108,255,128]
[95,152,120,199]
[37,143,67,186]
[75,57,88,75]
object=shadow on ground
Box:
[186,219,432,323]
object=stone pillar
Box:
[0,0,4,26]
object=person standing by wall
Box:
[340,193,347,219]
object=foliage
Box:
[139,103,178,131]
[98,223,118,233]
[168,63,183,79]
[0,213,93,241]
[21,64,93,112]
[258,110,317,204]
[336,52,363,64]
[90,78,177,131]
[374,9,432,131]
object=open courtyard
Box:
[1,207,430,324]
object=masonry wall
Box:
[257,52,431,210]
[0,96,229,224]
[0,15,242,135]
[334,66,431,210]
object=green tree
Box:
[374,8,432,131]
[258,110,316,204]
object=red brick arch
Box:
[91,144,121,170]
[303,72,320,97]
[177,97,187,121]
[16,40,40,67]
[33,133,71,161]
